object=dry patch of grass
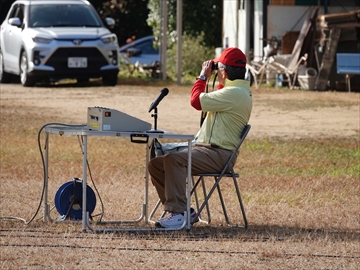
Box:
[0,90,359,269]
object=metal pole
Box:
[245,0,251,58]
[324,0,328,14]
[235,0,239,48]
[176,0,182,85]
[186,138,192,230]
[82,135,87,231]
[160,0,167,80]
[43,132,49,222]
[144,142,150,222]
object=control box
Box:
[87,107,151,132]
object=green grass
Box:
[240,138,359,177]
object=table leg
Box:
[43,132,49,222]
[186,138,192,230]
[82,135,87,231]
[144,142,150,222]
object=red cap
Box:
[213,47,247,67]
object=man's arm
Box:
[190,80,225,111]
[190,80,206,110]
[190,60,225,110]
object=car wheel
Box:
[20,51,36,87]
[0,50,12,83]
[102,75,118,86]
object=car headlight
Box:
[101,34,118,44]
[33,37,53,44]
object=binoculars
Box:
[212,62,218,70]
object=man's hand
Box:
[199,60,214,80]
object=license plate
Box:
[68,57,87,68]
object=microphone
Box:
[148,88,169,112]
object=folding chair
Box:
[148,124,251,229]
[190,124,251,229]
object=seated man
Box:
[148,47,253,228]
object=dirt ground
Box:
[0,82,359,139]
[0,82,359,269]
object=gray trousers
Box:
[148,145,235,213]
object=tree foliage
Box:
[147,0,223,48]
[89,0,152,45]
[0,0,14,24]
[166,33,217,81]
[147,0,223,80]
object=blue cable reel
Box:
[54,178,96,220]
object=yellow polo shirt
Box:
[197,79,252,150]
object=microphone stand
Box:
[147,107,164,133]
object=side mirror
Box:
[8,17,22,27]
[127,48,142,57]
[105,17,115,29]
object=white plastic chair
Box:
[246,58,274,89]
[268,53,308,89]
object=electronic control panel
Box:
[87,106,151,132]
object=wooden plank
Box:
[271,0,295,5]
[317,10,360,28]
[288,7,317,71]
[318,10,359,21]
[339,27,358,41]
[315,28,341,90]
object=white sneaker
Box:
[155,213,184,228]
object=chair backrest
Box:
[219,124,251,176]
[336,53,360,75]
[270,53,307,73]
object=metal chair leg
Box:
[200,176,211,223]
[215,178,230,225]
[232,176,248,229]
[148,199,162,223]
[191,176,211,224]
[192,173,248,229]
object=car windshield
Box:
[29,4,102,28]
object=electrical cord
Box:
[0,122,104,224]
[76,135,105,222]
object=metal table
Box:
[43,125,194,232]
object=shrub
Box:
[166,33,216,83]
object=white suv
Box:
[0,0,119,86]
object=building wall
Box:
[223,0,359,61]
[268,6,360,54]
